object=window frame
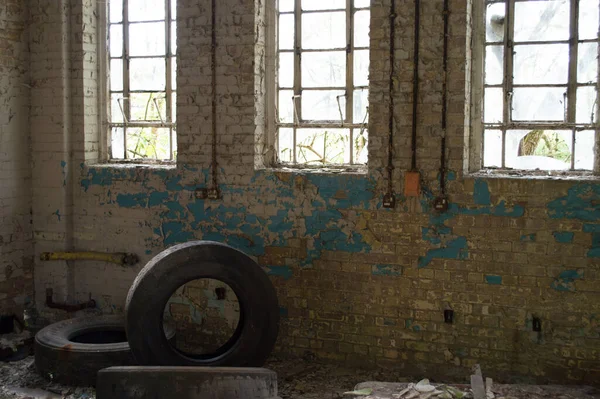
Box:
[103,0,177,162]
[470,0,600,174]
[272,0,370,167]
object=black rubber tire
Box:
[34,315,175,387]
[125,241,279,367]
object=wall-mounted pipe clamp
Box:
[46,288,96,312]
[40,251,139,266]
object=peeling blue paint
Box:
[547,184,600,221]
[485,275,502,285]
[583,224,600,233]
[53,210,61,222]
[521,233,536,242]
[551,270,584,292]
[418,236,468,268]
[279,307,289,317]
[116,193,147,208]
[589,233,600,258]
[265,266,293,280]
[473,179,491,206]
[553,231,574,243]
[372,264,402,276]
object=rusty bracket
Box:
[46,288,96,312]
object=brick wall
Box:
[25,0,600,385]
[0,0,33,317]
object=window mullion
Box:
[567,0,579,169]
[293,0,302,164]
[166,0,173,159]
[502,0,515,168]
[346,0,354,164]
[123,0,130,158]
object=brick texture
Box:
[15,0,600,386]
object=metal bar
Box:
[484,122,596,130]
[110,122,176,128]
[346,0,353,131]
[123,0,130,158]
[595,0,600,174]
[293,0,302,163]
[567,0,579,169]
[278,122,366,128]
[440,0,449,195]
[501,0,515,167]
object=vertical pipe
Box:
[440,0,449,195]
[387,0,396,195]
[410,0,421,171]
[211,0,219,193]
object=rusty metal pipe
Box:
[40,251,138,266]
[46,288,96,312]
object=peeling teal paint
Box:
[553,231,574,243]
[53,210,61,222]
[265,266,293,280]
[521,233,536,242]
[589,233,600,258]
[485,275,502,285]
[372,264,402,276]
[551,270,584,292]
[116,193,147,208]
[279,307,288,317]
[418,237,468,268]
[473,179,491,206]
[583,224,600,233]
[547,184,600,221]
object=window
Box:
[480,0,599,171]
[275,0,370,166]
[107,0,177,161]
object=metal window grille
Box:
[107,0,177,161]
[481,0,600,171]
[276,0,370,166]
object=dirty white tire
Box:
[96,366,279,399]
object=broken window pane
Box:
[279,14,294,50]
[575,130,595,170]
[505,129,572,170]
[354,49,369,87]
[513,44,568,85]
[109,0,123,23]
[278,128,294,163]
[278,0,294,13]
[302,0,345,11]
[111,127,125,159]
[576,86,598,124]
[514,1,570,42]
[579,0,600,40]
[279,52,294,88]
[110,25,123,57]
[483,129,502,168]
[110,59,123,91]
[353,129,368,164]
[354,10,370,48]
[130,92,167,121]
[302,12,346,50]
[486,2,505,43]
[485,45,503,85]
[578,42,598,84]
[278,90,295,123]
[128,0,165,22]
[484,88,503,124]
[296,128,350,164]
[129,22,166,56]
[302,51,346,88]
[111,94,125,123]
[129,58,166,91]
[127,127,171,159]
[354,89,368,124]
[302,90,346,121]
[512,87,566,121]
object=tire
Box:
[34,315,175,387]
[125,241,279,367]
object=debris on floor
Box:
[1,356,599,399]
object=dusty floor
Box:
[1,356,599,399]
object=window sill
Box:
[262,164,368,176]
[87,160,176,171]
[467,168,600,181]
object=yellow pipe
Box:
[40,251,139,266]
